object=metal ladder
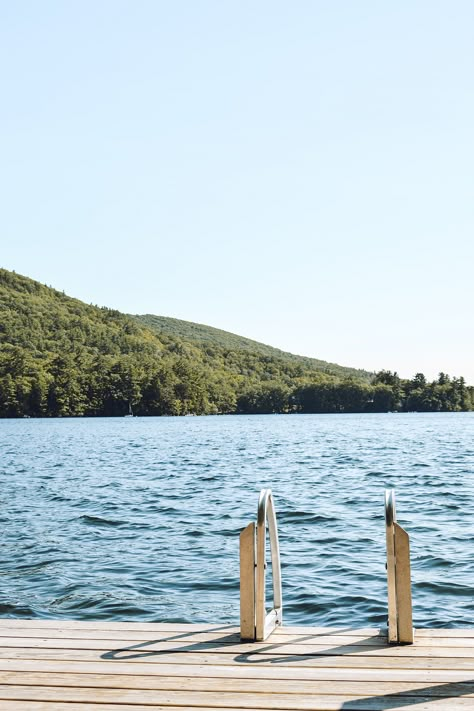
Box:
[239,489,282,641]
[239,487,414,644]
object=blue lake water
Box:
[1,413,473,628]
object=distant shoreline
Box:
[2,410,473,421]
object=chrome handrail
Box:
[385,489,398,641]
[385,489,414,644]
[240,488,283,641]
[385,489,396,528]
[256,489,282,641]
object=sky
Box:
[1,1,473,382]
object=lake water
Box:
[1,413,473,628]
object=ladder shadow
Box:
[100,628,474,705]
[100,626,370,662]
[100,625,241,661]
[233,629,386,665]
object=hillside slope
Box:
[0,268,471,417]
[133,314,372,381]
[0,268,371,417]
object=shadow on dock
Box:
[338,681,474,708]
[100,624,238,661]
[100,627,474,706]
[100,626,389,665]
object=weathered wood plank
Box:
[2,627,474,648]
[0,629,393,645]
[1,685,474,709]
[0,619,374,634]
[0,670,473,697]
[1,620,473,709]
[2,645,474,670]
[1,657,474,683]
[0,620,239,633]
[3,635,474,657]
[0,705,286,711]
[1,619,472,639]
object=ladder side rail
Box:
[385,489,414,645]
[267,492,282,622]
[394,521,414,644]
[385,489,398,643]
[255,488,283,641]
[255,490,268,641]
[240,522,256,640]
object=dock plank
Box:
[3,645,474,670]
[4,635,474,657]
[2,626,474,647]
[1,657,474,682]
[1,619,473,638]
[0,621,474,709]
[0,705,282,711]
[1,670,474,697]
[1,685,474,709]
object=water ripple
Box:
[0,412,473,627]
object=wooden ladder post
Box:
[385,489,414,645]
[240,522,256,641]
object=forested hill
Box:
[133,314,372,381]
[0,268,472,417]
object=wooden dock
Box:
[0,619,473,709]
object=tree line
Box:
[0,269,472,417]
[237,371,472,415]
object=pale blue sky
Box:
[1,2,473,381]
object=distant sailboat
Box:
[124,402,133,417]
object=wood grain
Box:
[1,621,473,709]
